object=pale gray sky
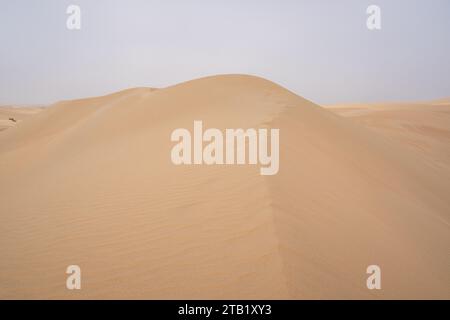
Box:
[0,0,449,105]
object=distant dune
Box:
[0,75,449,299]
[430,98,450,106]
[0,106,43,132]
[327,101,450,171]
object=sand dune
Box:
[327,101,450,171]
[0,106,43,132]
[0,75,449,299]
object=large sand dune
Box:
[0,75,449,299]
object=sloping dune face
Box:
[0,75,449,299]
[327,101,450,171]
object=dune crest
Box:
[0,75,449,299]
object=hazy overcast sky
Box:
[1,0,449,105]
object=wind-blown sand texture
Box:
[0,75,449,299]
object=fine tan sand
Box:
[0,106,43,132]
[327,100,450,171]
[0,75,449,299]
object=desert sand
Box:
[0,106,43,132]
[0,75,449,299]
[327,100,450,171]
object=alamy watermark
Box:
[366,265,381,290]
[66,265,81,290]
[66,5,81,30]
[170,121,280,175]
[367,5,381,30]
